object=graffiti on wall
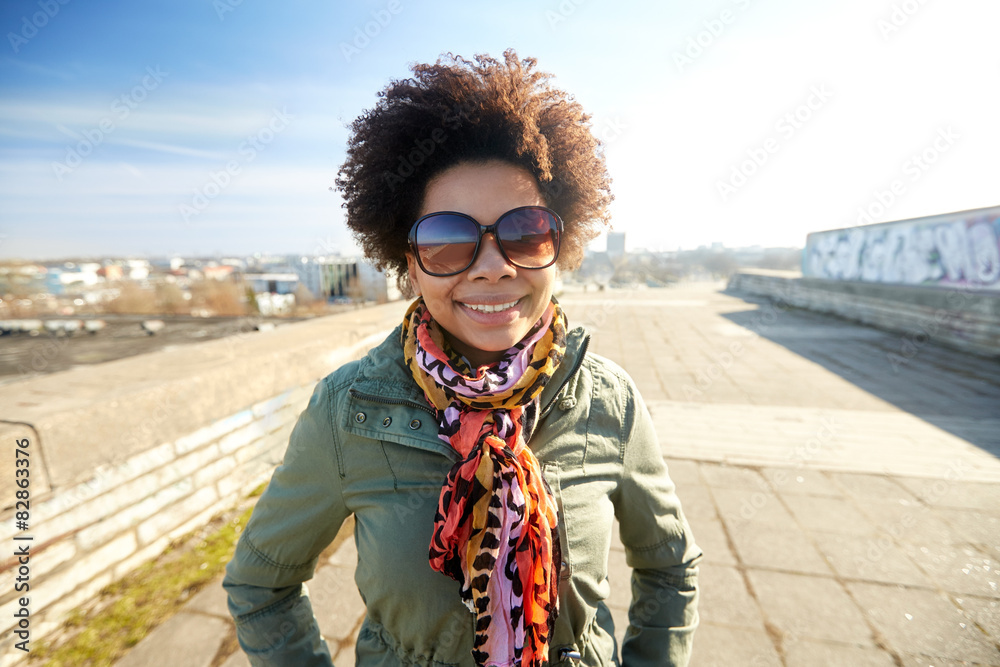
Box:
[803,209,1000,290]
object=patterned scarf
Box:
[401,297,567,667]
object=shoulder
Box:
[551,326,637,403]
[313,324,420,421]
[581,350,636,394]
[321,324,407,390]
[578,349,641,410]
[568,347,644,447]
[324,357,363,397]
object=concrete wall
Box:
[804,206,1000,290]
[727,270,1000,359]
[0,301,410,661]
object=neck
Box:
[443,331,503,368]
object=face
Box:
[406,160,557,367]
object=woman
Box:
[224,50,701,667]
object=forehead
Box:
[420,160,544,221]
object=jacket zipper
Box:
[348,388,437,416]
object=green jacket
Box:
[224,325,701,666]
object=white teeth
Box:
[463,300,519,313]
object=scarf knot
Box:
[402,298,567,667]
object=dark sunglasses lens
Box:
[414,214,479,275]
[497,208,559,268]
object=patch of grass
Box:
[29,486,265,667]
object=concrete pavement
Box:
[113,283,1000,666]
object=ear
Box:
[404,252,421,297]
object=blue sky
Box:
[1,0,997,260]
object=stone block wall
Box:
[727,270,1000,359]
[0,382,312,662]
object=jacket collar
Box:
[349,323,591,413]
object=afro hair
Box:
[335,49,613,287]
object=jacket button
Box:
[408,419,421,430]
[382,416,392,427]
[355,412,366,423]
[558,397,577,410]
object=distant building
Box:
[203,265,235,281]
[357,261,402,303]
[244,272,300,295]
[243,256,399,305]
[125,259,150,281]
[291,258,325,300]
[97,265,124,281]
[254,292,296,316]
[607,232,626,258]
[56,263,102,293]
[319,258,360,300]
[313,257,400,303]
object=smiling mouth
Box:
[461,299,521,313]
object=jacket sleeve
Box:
[223,377,351,667]
[612,379,701,667]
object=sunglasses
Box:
[408,206,563,277]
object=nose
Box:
[467,231,516,281]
